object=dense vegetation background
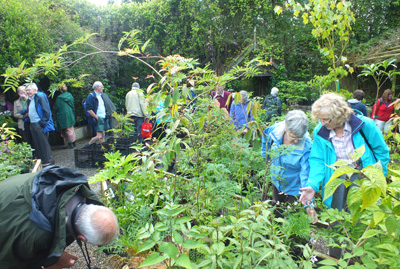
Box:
[1,0,400,117]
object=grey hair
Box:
[240,90,249,104]
[75,204,119,246]
[25,83,38,92]
[132,82,140,89]
[271,87,279,95]
[92,81,103,90]
[285,110,308,137]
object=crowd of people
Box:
[0,80,396,265]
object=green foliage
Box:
[319,145,400,268]
[358,59,400,100]
[0,124,34,181]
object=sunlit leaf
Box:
[360,180,381,211]
[139,252,166,268]
[352,145,365,162]
[360,229,382,240]
[175,254,192,269]
[159,242,179,258]
[324,177,345,202]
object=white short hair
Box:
[25,83,38,92]
[75,204,119,246]
[271,87,279,95]
[240,90,249,104]
[92,81,103,90]
[285,110,308,137]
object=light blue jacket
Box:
[308,114,390,208]
[262,121,312,196]
[230,101,253,130]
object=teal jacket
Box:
[262,121,312,196]
[308,114,389,208]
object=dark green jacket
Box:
[0,166,101,269]
[54,92,75,130]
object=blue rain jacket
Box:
[308,113,389,208]
[230,101,253,130]
[261,121,312,196]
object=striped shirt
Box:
[329,122,354,165]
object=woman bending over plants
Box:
[299,92,390,258]
[262,110,316,220]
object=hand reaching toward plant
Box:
[307,206,318,224]
[44,251,77,269]
[299,186,315,206]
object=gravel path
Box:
[52,138,109,269]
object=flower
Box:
[310,255,318,263]
[310,238,316,245]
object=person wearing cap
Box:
[262,87,282,121]
[125,82,149,139]
[261,110,315,219]
[0,166,119,269]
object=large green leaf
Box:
[137,240,156,254]
[173,230,183,245]
[329,160,351,168]
[139,252,166,268]
[173,88,180,103]
[164,95,171,109]
[324,177,345,202]
[175,254,192,269]
[361,180,381,211]
[385,215,398,235]
[376,243,399,255]
[327,166,359,185]
[182,239,204,249]
[372,211,386,227]
[211,242,225,255]
[199,114,205,132]
[352,145,365,162]
[159,242,179,258]
[360,229,382,240]
[347,186,362,206]
[388,180,400,193]
[363,167,387,195]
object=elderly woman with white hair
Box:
[262,110,314,217]
[299,92,389,258]
[300,93,389,210]
[229,90,253,134]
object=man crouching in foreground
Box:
[0,165,118,269]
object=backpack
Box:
[141,119,153,138]
[83,99,90,118]
[371,98,384,119]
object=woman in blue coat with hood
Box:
[262,110,315,218]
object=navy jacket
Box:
[27,92,55,133]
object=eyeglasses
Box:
[286,132,304,141]
[320,118,332,124]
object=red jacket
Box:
[371,98,394,122]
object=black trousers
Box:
[30,122,53,163]
[272,185,298,218]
